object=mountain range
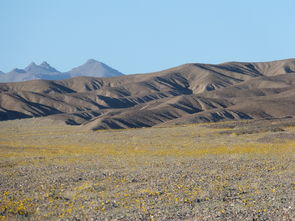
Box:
[0,59,124,82]
[1,58,295,130]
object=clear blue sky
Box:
[1,0,295,74]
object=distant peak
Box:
[27,62,37,67]
[22,61,60,73]
[67,59,123,77]
[24,62,38,72]
[41,61,49,65]
[86,59,100,64]
[40,61,51,68]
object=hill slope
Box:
[0,58,295,129]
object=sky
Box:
[1,0,295,74]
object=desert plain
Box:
[0,117,294,220]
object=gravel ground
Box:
[0,118,294,220]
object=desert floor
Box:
[0,118,294,220]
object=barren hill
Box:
[1,58,295,130]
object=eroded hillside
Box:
[1,59,295,129]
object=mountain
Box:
[0,58,295,130]
[0,59,124,82]
[0,62,64,82]
[24,62,60,75]
[67,59,124,78]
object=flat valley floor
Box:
[0,118,294,220]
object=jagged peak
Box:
[26,62,37,68]
[40,61,50,67]
[23,61,60,73]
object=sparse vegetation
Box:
[0,118,294,220]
